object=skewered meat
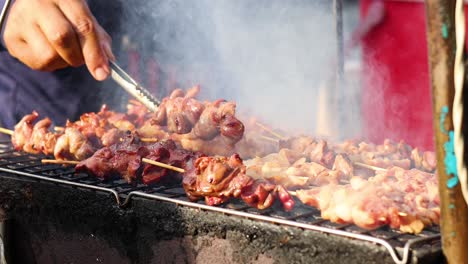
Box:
[183,154,251,204]
[332,154,354,177]
[151,86,245,146]
[334,139,434,172]
[55,126,97,161]
[76,134,293,211]
[171,133,237,157]
[11,111,39,151]
[295,167,439,233]
[9,85,246,161]
[240,180,295,211]
[183,154,295,211]
[126,100,152,127]
[12,112,59,155]
[153,86,205,133]
[142,141,204,185]
[281,137,436,173]
[76,133,148,183]
[75,133,198,184]
[27,118,58,155]
[10,109,128,160]
[280,136,335,168]
[220,115,245,145]
[244,148,353,189]
[411,148,437,172]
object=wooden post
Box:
[425,1,468,263]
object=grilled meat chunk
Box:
[12,111,39,151]
[183,154,295,211]
[296,167,439,233]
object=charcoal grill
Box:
[0,140,441,264]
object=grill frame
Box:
[0,141,441,264]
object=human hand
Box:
[3,0,115,81]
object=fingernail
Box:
[95,66,109,81]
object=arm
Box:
[1,0,114,81]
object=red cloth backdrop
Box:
[360,0,435,150]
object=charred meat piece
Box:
[76,133,148,183]
[101,128,126,147]
[75,134,293,210]
[241,180,295,211]
[192,100,224,140]
[220,115,245,146]
[183,154,251,203]
[142,140,204,185]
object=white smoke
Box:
[122,0,361,139]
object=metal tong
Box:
[109,61,160,111]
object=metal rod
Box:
[333,0,346,139]
[425,1,468,262]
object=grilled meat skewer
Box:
[76,133,294,211]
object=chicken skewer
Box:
[293,167,440,234]
[0,125,398,178]
[74,133,294,211]
[2,85,246,160]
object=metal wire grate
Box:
[0,141,441,264]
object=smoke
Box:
[121,0,361,139]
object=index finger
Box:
[57,0,110,81]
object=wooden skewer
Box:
[285,175,309,181]
[128,99,141,106]
[54,126,65,132]
[255,122,286,140]
[140,137,159,143]
[259,135,279,143]
[0,127,13,136]
[142,158,185,173]
[353,162,387,172]
[41,159,79,165]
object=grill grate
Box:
[0,141,441,264]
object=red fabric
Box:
[360,0,434,150]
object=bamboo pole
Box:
[425,1,468,262]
